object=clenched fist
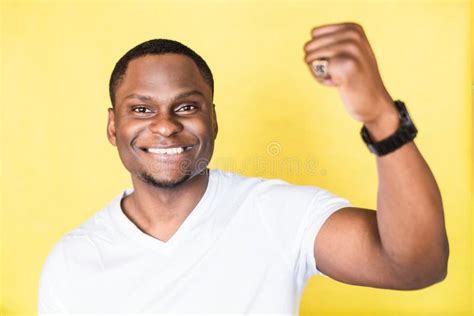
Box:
[304,22,397,125]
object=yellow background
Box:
[1,0,472,315]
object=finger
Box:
[310,58,329,78]
[310,22,363,38]
[306,61,337,87]
[308,54,359,86]
[304,39,362,65]
[304,28,365,53]
[312,72,337,87]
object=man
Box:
[38,22,449,314]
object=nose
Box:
[148,113,183,137]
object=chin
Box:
[139,171,192,189]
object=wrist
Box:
[360,100,418,156]
[363,101,400,142]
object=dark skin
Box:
[107,54,217,242]
[304,23,448,290]
[107,23,448,290]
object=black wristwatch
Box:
[360,100,417,156]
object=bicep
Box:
[314,207,404,289]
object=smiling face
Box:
[107,53,218,189]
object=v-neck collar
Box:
[107,169,219,252]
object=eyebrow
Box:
[123,90,206,103]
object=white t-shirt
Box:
[38,169,351,315]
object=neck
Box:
[122,170,210,235]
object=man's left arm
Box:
[303,22,449,290]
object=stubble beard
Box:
[138,170,193,190]
[135,147,212,190]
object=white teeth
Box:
[148,147,185,155]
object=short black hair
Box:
[109,39,214,107]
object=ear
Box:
[107,107,117,146]
[212,103,218,139]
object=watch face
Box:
[405,124,418,137]
[401,112,412,124]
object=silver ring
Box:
[311,58,329,78]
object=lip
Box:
[140,144,194,150]
[139,145,194,158]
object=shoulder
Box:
[211,169,334,208]
[211,168,264,187]
[63,203,114,245]
[212,168,312,192]
[44,191,126,267]
[211,168,265,198]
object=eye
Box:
[176,104,197,113]
[132,105,152,113]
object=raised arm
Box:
[303,22,449,290]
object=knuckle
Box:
[342,58,360,72]
[347,22,363,30]
[344,23,364,39]
[347,28,363,41]
[343,40,360,55]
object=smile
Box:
[142,146,193,155]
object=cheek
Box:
[115,119,146,146]
[114,120,147,171]
[191,117,216,159]
[186,116,214,140]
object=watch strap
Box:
[360,100,418,156]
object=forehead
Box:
[115,53,211,105]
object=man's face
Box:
[107,54,218,188]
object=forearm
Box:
[365,101,449,286]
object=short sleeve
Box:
[255,180,350,292]
[298,188,351,280]
[38,241,69,315]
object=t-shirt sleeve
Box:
[255,180,351,291]
[38,240,69,315]
[298,188,351,278]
